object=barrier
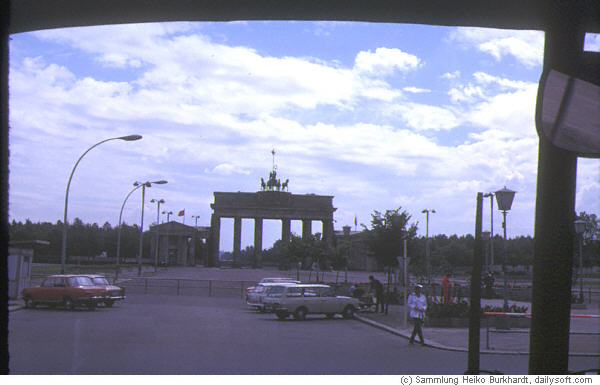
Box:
[484,312,599,318]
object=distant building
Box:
[335,226,378,272]
[148,221,210,266]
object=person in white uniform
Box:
[407,284,427,345]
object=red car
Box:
[21,275,107,310]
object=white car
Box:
[246,280,299,311]
[262,284,359,320]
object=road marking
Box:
[71,318,82,373]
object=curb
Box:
[354,315,599,357]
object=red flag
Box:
[354,216,357,227]
[178,209,185,217]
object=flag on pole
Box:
[178,209,185,216]
[354,215,357,231]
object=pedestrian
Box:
[368,275,385,313]
[442,274,452,304]
[408,284,427,345]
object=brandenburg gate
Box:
[209,167,336,266]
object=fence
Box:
[118,278,258,298]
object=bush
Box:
[426,299,470,318]
[482,304,529,313]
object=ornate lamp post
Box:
[482,231,491,272]
[150,198,165,272]
[495,186,516,311]
[421,209,435,284]
[574,219,586,303]
[61,134,142,273]
[136,180,167,276]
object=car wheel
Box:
[63,297,75,311]
[24,296,36,309]
[105,300,114,308]
[293,307,307,321]
[326,313,335,319]
[276,311,288,320]
[342,305,355,319]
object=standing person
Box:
[368,275,385,313]
[442,274,452,304]
[408,284,427,345]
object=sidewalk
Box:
[355,301,600,357]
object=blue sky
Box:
[8,21,600,252]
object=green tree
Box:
[362,208,418,270]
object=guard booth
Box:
[8,240,49,299]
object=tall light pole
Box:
[116,181,144,280]
[483,192,495,273]
[61,134,142,273]
[162,210,173,265]
[137,180,168,276]
[192,215,200,228]
[151,198,165,272]
[574,219,586,303]
[495,186,516,311]
[421,209,435,284]
[162,211,173,223]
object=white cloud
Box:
[204,164,251,176]
[354,47,421,77]
[451,27,544,68]
[403,86,431,94]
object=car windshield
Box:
[69,276,94,286]
[91,277,110,285]
[266,286,286,298]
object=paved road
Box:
[8,295,598,374]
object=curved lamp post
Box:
[150,198,165,272]
[495,186,516,311]
[115,181,145,280]
[61,134,142,273]
[574,219,586,303]
[421,209,435,284]
[137,180,167,276]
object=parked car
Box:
[262,283,359,320]
[246,281,299,311]
[84,274,126,307]
[245,278,300,308]
[21,275,107,310]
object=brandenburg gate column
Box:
[233,216,242,266]
[302,219,312,240]
[282,218,291,243]
[322,218,334,246]
[210,214,221,267]
[254,217,263,267]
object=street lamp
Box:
[136,180,168,276]
[61,134,142,273]
[421,209,435,284]
[115,180,165,280]
[192,215,200,228]
[483,192,495,273]
[151,198,165,272]
[495,186,516,311]
[162,211,173,222]
[574,219,586,303]
[162,210,173,265]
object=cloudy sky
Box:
[8,21,600,252]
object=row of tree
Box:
[8,210,599,271]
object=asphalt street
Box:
[8,294,598,374]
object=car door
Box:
[301,287,321,313]
[36,278,55,302]
[318,286,337,313]
[51,277,67,302]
